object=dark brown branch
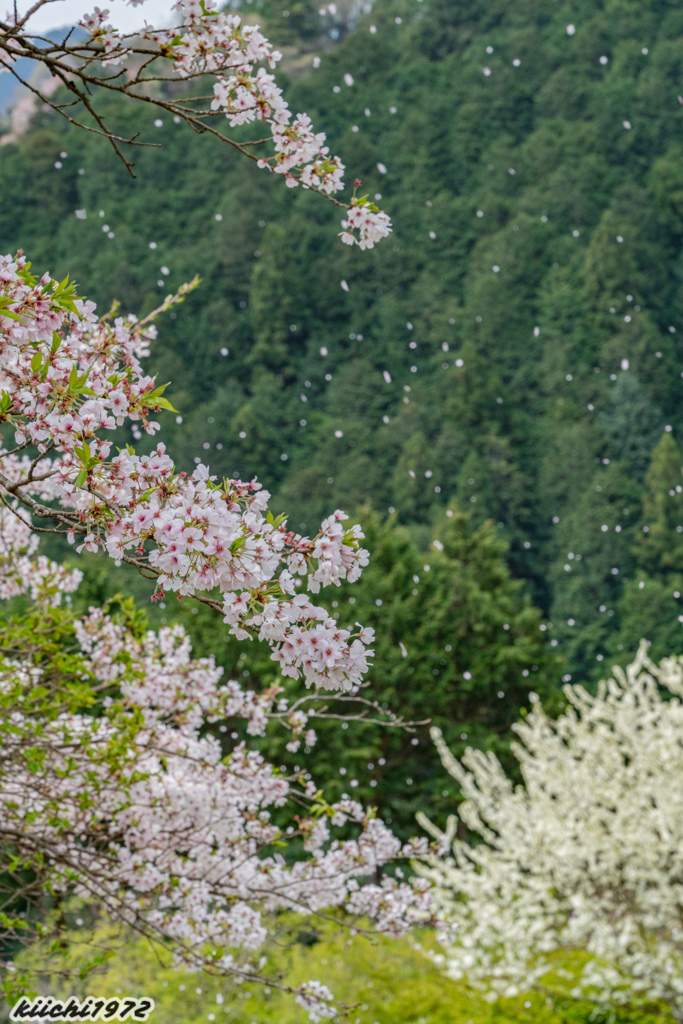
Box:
[0,24,352,205]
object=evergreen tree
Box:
[609,433,683,663]
[547,464,642,681]
[633,432,683,574]
[284,506,562,836]
[599,375,664,481]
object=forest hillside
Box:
[2,0,683,829]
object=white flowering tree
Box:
[415,642,683,1021]
[0,2,429,1018]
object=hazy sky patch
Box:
[14,0,176,34]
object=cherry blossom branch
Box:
[0,253,433,1019]
[0,0,390,248]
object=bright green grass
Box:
[16,916,673,1024]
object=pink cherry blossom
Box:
[0,256,375,690]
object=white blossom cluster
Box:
[415,642,683,1017]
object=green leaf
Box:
[152,396,179,413]
[145,381,172,403]
[0,301,22,321]
[17,262,36,287]
[51,275,82,318]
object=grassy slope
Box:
[17,915,673,1024]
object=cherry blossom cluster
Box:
[0,594,430,1011]
[0,502,82,605]
[0,254,434,1007]
[0,451,81,605]
[295,981,336,1023]
[0,253,373,691]
[1,0,392,249]
[340,200,393,251]
[415,642,683,1018]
